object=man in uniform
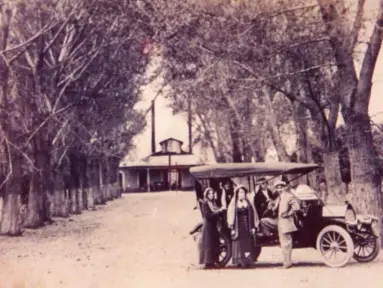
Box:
[275,180,301,269]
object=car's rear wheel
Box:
[316,225,354,268]
[353,234,381,263]
[216,233,232,267]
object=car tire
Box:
[216,232,232,268]
[254,246,262,262]
[353,234,381,263]
[316,225,354,268]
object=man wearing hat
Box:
[253,177,274,218]
[274,180,301,269]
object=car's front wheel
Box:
[353,233,381,263]
[316,225,354,268]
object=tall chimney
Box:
[151,100,156,154]
[188,96,192,154]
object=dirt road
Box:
[0,192,382,288]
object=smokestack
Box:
[151,100,156,154]
[188,96,192,154]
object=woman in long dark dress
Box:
[227,185,260,268]
[199,187,225,269]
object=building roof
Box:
[150,150,190,156]
[159,137,183,145]
[119,153,211,169]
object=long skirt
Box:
[232,208,256,266]
[199,220,220,265]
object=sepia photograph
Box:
[1,0,383,287]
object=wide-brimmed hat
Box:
[274,180,287,189]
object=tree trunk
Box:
[112,158,120,198]
[106,159,116,200]
[25,135,53,227]
[53,170,69,218]
[197,112,221,162]
[104,160,112,201]
[78,178,84,212]
[0,5,23,236]
[305,142,317,188]
[43,190,54,224]
[24,173,44,228]
[0,153,23,236]
[344,112,382,216]
[42,168,54,224]
[82,186,89,210]
[97,160,106,204]
[86,159,96,210]
[242,139,252,162]
[68,153,81,214]
[82,157,89,210]
[322,151,345,204]
[68,187,80,214]
[263,87,290,162]
[88,187,96,210]
[293,103,309,186]
[229,113,242,163]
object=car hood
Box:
[322,204,348,217]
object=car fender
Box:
[356,214,379,223]
[355,214,380,236]
[311,219,349,243]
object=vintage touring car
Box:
[189,162,380,268]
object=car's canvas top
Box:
[190,162,320,179]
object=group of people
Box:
[198,178,301,269]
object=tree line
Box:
[138,0,383,234]
[2,0,383,239]
[0,0,152,235]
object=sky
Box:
[353,0,383,122]
[124,1,383,163]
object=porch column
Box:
[119,171,125,191]
[147,168,151,192]
[137,170,140,188]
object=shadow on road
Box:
[210,260,369,270]
[216,261,324,270]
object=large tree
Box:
[0,0,151,235]
[316,0,383,230]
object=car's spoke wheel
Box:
[316,225,354,268]
[353,234,381,263]
[216,233,232,267]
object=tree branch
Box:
[0,22,56,54]
[350,0,365,49]
[24,104,74,145]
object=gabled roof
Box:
[159,137,183,145]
